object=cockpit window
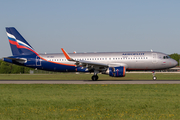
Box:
[163,56,171,59]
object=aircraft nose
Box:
[172,60,178,67]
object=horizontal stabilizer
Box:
[3,57,27,64]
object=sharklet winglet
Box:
[61,48,74,61]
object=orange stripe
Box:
[39,56,75,66]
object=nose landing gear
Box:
[152,71,157,80]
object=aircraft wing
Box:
[76,60,108,67]
[61,48,108,70]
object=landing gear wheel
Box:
[152,71,157,80]
[91,75,98,81]
[153,76,157,80]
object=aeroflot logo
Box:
[122,53,145,55]
[7,32,34,50]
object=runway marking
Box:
[1,80,180,84]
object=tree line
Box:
[169,53,180,65]
[0,60,32,74]
[0,53,179,74]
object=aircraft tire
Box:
[92,75,98,81]
[153,76,157,80]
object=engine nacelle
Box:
[108,66,126,77]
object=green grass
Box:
[0,73,180,80]
[0,84,180,119]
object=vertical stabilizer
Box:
[6,27,36,56]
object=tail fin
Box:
[6,27,36,56]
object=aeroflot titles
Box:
[122,53,145,55]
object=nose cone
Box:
[172,60,178,67]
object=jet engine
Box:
[105,66,126,77]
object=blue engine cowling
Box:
[109,66,126,77]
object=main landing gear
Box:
[152,71,157,80]
[91,70,99,81]
[91,75,99,81]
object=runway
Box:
[1,80,180,84]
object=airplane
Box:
[3,27,178,80]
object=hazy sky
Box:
[0,0,180,58]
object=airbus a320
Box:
[3,27,178,80]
